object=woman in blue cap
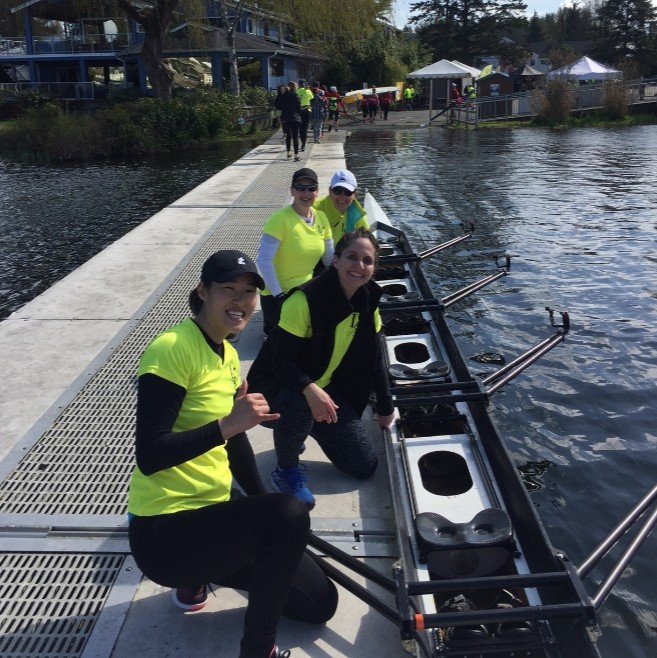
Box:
[128,250,337,658]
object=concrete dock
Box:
[0,130,408,656]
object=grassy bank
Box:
[0,87,274,161]
[478,112,657,130]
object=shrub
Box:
[0,85,273,160]
[531,79,573,125]
[602,81,632,120]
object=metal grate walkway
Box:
[0,152,297,656]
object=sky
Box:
[392,1,572,29]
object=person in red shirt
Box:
[366,89,379,124]
[379,91,392,120]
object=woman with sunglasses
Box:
[313,169,368,244]
[127,250,338,658]
[256,168,333,336]
[248,229,395,510]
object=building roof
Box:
[121,23,324,60]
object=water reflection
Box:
[347,125,657,657]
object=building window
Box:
[270,56,284,77]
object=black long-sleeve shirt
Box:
[136,373,267,496]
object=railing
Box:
[449,78,657,126]
[1,34,133,56]
[0,81,127,100]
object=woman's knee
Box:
[347,454,378,479]
[271,493,310,533]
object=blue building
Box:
[0,0,324,98]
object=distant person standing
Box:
[309,89,326,144]
[296,79,314,152]
[379,90,392,120]
[276,82,302,161]
[360,96,369,122]
[403,85,415,110]
[325,86,344,132]
[366,88,379,124]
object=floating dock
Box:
[0,133,408,656]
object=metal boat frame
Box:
[308,195,657,658]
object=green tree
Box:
[409,0,527,62]
[595,0,656,72]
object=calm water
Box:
[0,144,255,320]
[1,127,656,656]
[346,126,657,657]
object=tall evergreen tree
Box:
[595,0,655,70]
[409,0,527,62]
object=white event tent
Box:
[547,56,622,81]
[407,59,477,121]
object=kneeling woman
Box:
[128,250,337,658]
[248,229,395,510]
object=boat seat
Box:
[415,508,512,552]
[381,291,422,303]
[389,360,450,382]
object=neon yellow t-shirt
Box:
[297,87,314,108]
[313,196,369,244]
[128,318,240,516]
[262,205,331,295]
[279,290,382,388]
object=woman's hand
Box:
[376,412,395,430]
[219,381,280,439]
[303,382,339,423]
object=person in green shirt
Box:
[403,85,415,110]
[256,167,333,335]
[248,229,395,510]
[128,250,337,658]
[295,79,314,152]
[313,169,368,244]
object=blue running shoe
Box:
[271,464,315,510]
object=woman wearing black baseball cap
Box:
[127,250,337,658]
[256,168,334,335]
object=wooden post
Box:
[429,78,433,126]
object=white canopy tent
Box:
[407,59,474,121]
[452,60,482,78]
[547,56,622,81]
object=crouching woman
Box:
[248,229,395,510]
[127,250,337,658]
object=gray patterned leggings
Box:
[267,385,377,478]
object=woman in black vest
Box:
[248,229,394,509]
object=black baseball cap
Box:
[201,250,265,289]
[292,167,318,185]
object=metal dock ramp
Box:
[0,136,406,657]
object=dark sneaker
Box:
[269,645,291,658]
[271,465,315,509]
[172,584,208,612]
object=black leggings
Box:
[268,385,377,478]
[282,120,299,155]
[129,493,337,658]
[299,108,310,148]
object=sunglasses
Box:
[331,187,354,196]
[292,183,318,192]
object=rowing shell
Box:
[364,192,601,658]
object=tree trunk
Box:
[141,28,175,100]
[226,27,241,96]
[117,0,177,101]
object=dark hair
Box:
[335,228,379,259]
[188,284,207,315]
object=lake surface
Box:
[346,125,657,658]
[1,126,656,656]
[0,143,255,320]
